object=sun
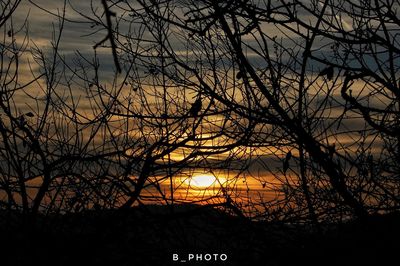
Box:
[187,174,217,188]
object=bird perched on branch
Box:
[319,65,334,80]
[327,143,336,158]
[236,70,244,80]
[283,151,292,174]
[189,97,202,117]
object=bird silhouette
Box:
[236,70,244,80]
[327,143,336,158]
[189,97,202,117]
[319,66,334,80]
[283,151,292,174]
[19,115,26,126]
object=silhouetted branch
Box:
[94,0,121,73]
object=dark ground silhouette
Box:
[0,205,398,266]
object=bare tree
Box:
[0,0,251,220]
[1,0,399,226]
[96,0,399,222]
